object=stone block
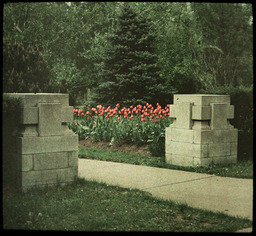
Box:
[175,102,193,129]
[167,141,208,158]
[33,152,69,170]
[170,128,194,143]
[19,107,38,124]
[192,105,211,120]
[192,121,210,130]
[61,106,74,123]
[193,129,238,144]
[166,94,238,167]
[193,157,213,167]
[171,154,194,167]
[21,155,33,171]
[18,125,38,137]
[17,134,78,154]
[230,143,238,156]
[61,123,74,134]
[165,127,172,142]
[227,105,234,119]
[210,103,228,130]
[38,103,62,136]
[165,152,172,164]
[4,93,78,192]
[169,104,176,118]
[21,167,77,187]
[173,94,230,106]
[208,143,230,157]
[212,156,237,165]
[200,158,214,166]
[225,155,237,164]
[68,151,78,167]
[5,93,69,107]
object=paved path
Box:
[78,159,253,222]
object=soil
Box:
[79,139,153,157]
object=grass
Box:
[79,146,253,179]
[3,178,252,232]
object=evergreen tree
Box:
[93,5,170,107]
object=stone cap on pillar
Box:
[5,93,74,136]
[4,93,69,107]
[173,94,230,106]
[169,94,235,130]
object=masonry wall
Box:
[165,94,238,167]
[3,93,78,192]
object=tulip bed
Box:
[68,103,173,155]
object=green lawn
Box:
[79,146,253,179]
[3,178,252,232]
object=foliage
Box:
[69,103,173,156]
[133,2,203,94]
[2,94,22,114]
[3,2,117,100]
[191,3,253,88]
[3,33,50,93]
[3,2,252,141]
[4,2,252,97]
[92,4,174,107]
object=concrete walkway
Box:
[78,159,253,222]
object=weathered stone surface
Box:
[230,142,238,156]
[165,152,172,164]
[167,141,208,158]
[3,93,78,192]
[21,167,77,187]
[210,103,228,130]
[68,151,78,167]
[165,127,172,142]
[170,154,194,166]
[61,106,74,123]
[166,94,238,167]
[170,102,193,129]
[170,128,194,143]
[173,94,230,106]
[33,152,69,170]
[17,135,78,154]
[18,125,38,137]
[193,129,238,144]
[192,105,211,120]
[19,107,39,124]
[192,121,210,130]
[5,93,69,107]
[208,143,230,157]
[227,105,234,119]
[38,103,62,136]
[21,155,33,171]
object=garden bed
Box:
[79,138,153,157]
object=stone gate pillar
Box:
[3,93,78,192]
[165,94,238,167]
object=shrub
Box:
[2,94,22,115]
[69,103,173,156]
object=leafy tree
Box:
[3,2,252,105]
[191,3,253,87]
[129,2,203,94]
[3,3,50,92]
[93,4,172,107]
